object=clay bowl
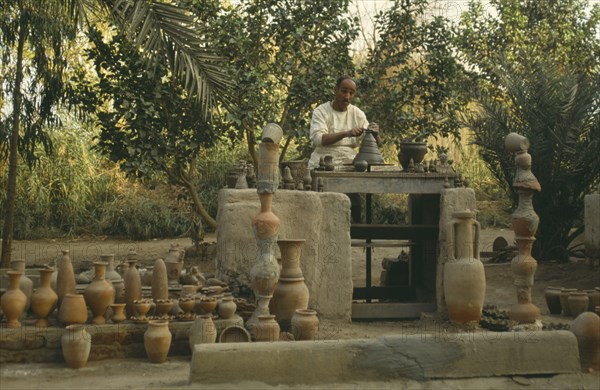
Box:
[155,299,174,319]
[196,297,218,315]
[178,297,196,314]
[218,325,251,343]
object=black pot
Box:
[397,142,427,171]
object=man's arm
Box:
[320,128,363,146]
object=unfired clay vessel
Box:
[189,314,217,350]
[144,320,172,363]
[291,309,320,341]
[61,325,91,369]
[31,268,58,327]
[84,262,115,324]
[0,271,27,328]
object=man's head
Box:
[332,76,356,112]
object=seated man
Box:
[307,76,380,222]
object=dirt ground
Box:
[1,229,599,389]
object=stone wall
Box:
[215,189,352,321]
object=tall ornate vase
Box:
[84,262,115,324]
[443,210,486,323]
[61,325,92,369]
[56,250,76,309]
[101,254,124,304]
[0,271,27,328]
[188,314,217,351]
[144,320,172,363]
[124,253,142,319]
[247,129,283,335]
[31,268,58,327]
[10,259,33,312]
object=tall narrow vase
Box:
[31,268,58,327]
[152,258,169,302]
[84,262,115,324]
[56,250,76,309]
[0,271,27,328]
[10,259,33,312]
[124,253,142,319]
[443,210,485,323]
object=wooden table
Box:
[313,167,456,319]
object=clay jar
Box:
[31,268,59,327]
[196,296,217,315]
[61,325,92,369]
[568,292,589,318]
[0,271,27,328]
[110,303,126,324]
[443,210,486,323]
[84,262,115,324]
[189,314,217,350]
[560,288,577,316]
[144,320,172,364]
[58,293,88,325]
[291,309,320,341]
[544,286,562,315]
[270,278,309,331]
[218,296,237,319]
[56,249,76,308]
[254,315,280,342]
[588,287,600,312]
[571,312,600,372]
[10,259,33,311]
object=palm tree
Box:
[0,0,233,267]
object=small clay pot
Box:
[291,309,320,341]
[544,286,562,315]
[254,315,280,342]
[559,288,577,316]
[217,296,237,319]
[110,303,126,324]
[568,292,589,318]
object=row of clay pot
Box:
[545,286,600,318]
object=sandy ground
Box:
[1,229,599,389]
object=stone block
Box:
[216,189,352,321]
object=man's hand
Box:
[367,122,380,136]
[346,127,364,137]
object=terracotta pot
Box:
[560,288,577,316]
[152,259,169,302]
[61,325,92,369]
[31,268,58,327]
[178,297,195,316]
[568,292,590,318]
[58,293,88,325]
[56,250,76,309]
[571,312,600,372]
[84,262,115,324]
[154,299,174,319]
[0,271,27,328]
[217,296,237,319]
[10,259,33,312]
[291,309,319,341]
[269,277,309,331]
[443,210,486,323]
[110,303,126,324]
[189,314,217,350]
[398,141,427,171]
[588,287,600,312]
[254,315,280,342]
[134,299,152,321]
[124,259,142,319]
[511,192,539,238]
[277,239,306,279]
[544,286,562,315]
[144,320,172,363]
[196,297,217,315]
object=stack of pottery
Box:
[31,268,58,327]
[61,325,92,369]
[269,239,309,331]
[0,271,27,328]
[144,320,172,363]
[84,262,115,324]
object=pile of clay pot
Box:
[545,286,600,318]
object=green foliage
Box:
[359,0,470,148]
[456,0,600,260]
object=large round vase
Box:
[144,320,172,363]
[61,325,91,369]
[84,262,115,324]
[571,312,600,372]
[31,268,58,327]
[188,314,217,350]
[443,210,485,323]
[269,277,309,331]
[58,293,88,325]
[0,271,27,328]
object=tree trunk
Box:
[245,125,258,167]
[1,10,25,269]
